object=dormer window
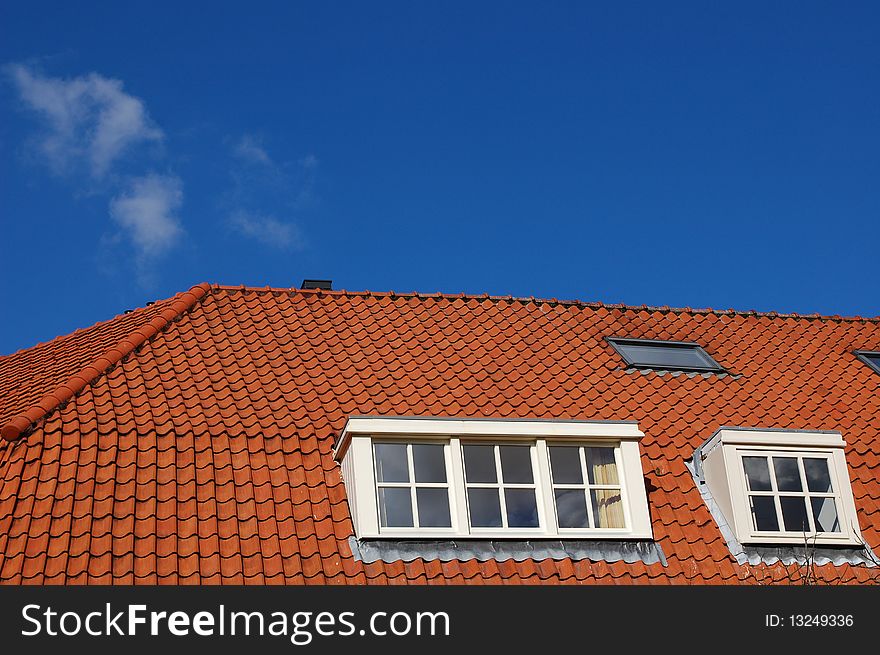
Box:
[607,338,724,373]
[334,416,653,540]
[697,428,864,546]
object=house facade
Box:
[1,282,878,584]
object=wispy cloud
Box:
[300,153,318,170]
[8,63,319,284]
[7,64,163,178]
[110,174,183,257]
[223,134,316,250]
[233,134,272,166]
[228,210,302,250]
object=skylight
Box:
[607,338,724,372]
[855,351,880,375]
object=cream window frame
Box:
[700,428,864,546]
[335,416,653,540]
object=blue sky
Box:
[1,2,879,355]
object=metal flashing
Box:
[627,368,741,380]
[686,459,877,568]
[348,536,667,566]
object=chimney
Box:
[301,279,332,290]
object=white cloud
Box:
[229,211,301,249]
[110,174,183,257]
[8,64,162,177]
[233,134,272,166]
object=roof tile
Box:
[1,285,878,584]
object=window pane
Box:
[743,457,772,491]
[416,488,451,527]
[780,496,809,532]
[750,495,779,531]
[586,447,619,485]
[504,488,539,528]
[467,488,502,527]
[773,457,802,492]
[412,444,447,483]
[500,446,533,484]
[811,497,840,533]
[375,444,409,483]
[859,352,880,374]
[803,458,833,493]
[590,489,625,528]
[378,488,413,527]
[463,445,497,483]
[614,342,717,369]
[554,489,589,528]
[549,446,583,484]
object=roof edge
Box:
[0,282,212,442]
[212,285,880,323]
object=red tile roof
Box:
[0,290,192,427]
[1,284,878,584]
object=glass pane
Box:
[549,446,583,484]
[463,445,497,483]
[773,457,802,492]
[861,353,880,373]
[750,495,779,531]
[586,447,619,485]
[467,488,502,527]
[554,489,589,528]
[378,487,413,527]
[811,497,840,533]
[590,489,625,528]
[743,457,772,491]
[803,458,833,493]
[504,488,539,528]
[615,342,716,369]
[780,496,809,532]
[375,443,409,483]
[500,446,533,484]
[416,488,451,527]
[412,444,446,483]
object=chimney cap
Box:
[301,279,332,290]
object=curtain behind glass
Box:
[587,448,625,528]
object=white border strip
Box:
[335,416,645,460]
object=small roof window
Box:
[607,338,724,373]
[855,351,880,375]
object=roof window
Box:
[855,351,880,375]
[607,338,724,372]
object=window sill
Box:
[739,534,863,548]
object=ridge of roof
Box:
[212,284,880,323]
[0,296,173,362]
[0,283,213,443]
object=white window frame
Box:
[700,428,864,546]
[461,441,545,535]
[335,416,653,540]
[548,442,631,532]
[372,440,457,535]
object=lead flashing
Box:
[348,536,667,567]
[685,459,877,568]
